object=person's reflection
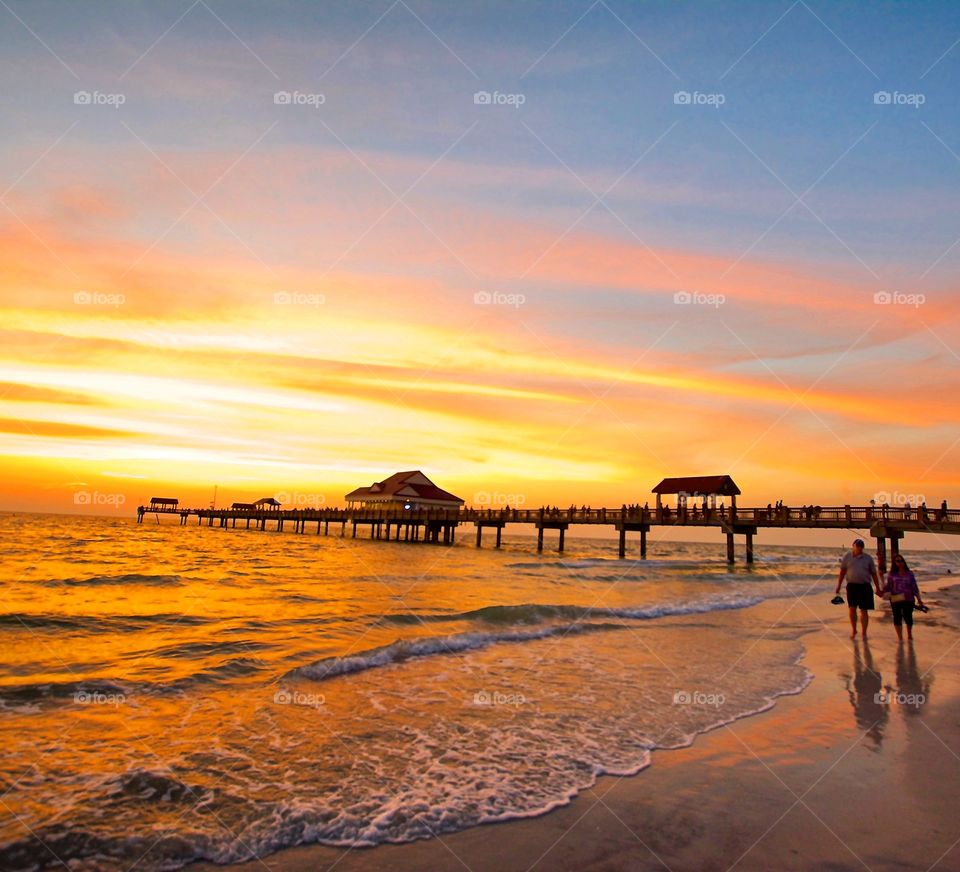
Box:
[844,639,888,746]
[889,642,932,718]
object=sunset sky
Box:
[2,0,959,516]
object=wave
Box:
[287,623,620,682]
[383,593,764,627]
[505,557,618,569]
[292,594,763,682]
[143,639,273,660]
[0,666,813,870]
[0,612,215,633]
[38,573,184,587]
[0,657,268,709]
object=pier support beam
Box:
[476,526,482,547]
[726,533,735,564]
[745,533,754,565]
[870,524,903,576]
[537,527,544,553]
[495,526,502,548]
[640,527,647,559]
[558,528,565,552]
[619,528,626,558]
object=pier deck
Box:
[137,503,960,567]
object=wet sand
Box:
[199,583,960,872]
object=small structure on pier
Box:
[345,471,464,510]
[253,497,282,509]
[149,497,178,510]
[652,475,740,512]
[231,502,255,511]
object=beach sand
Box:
[197,584,960,872]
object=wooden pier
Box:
[136,501,960,567]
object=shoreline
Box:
[195,582,960,872]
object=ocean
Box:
[2,512,953,870]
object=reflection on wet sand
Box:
[888,642,932,717]
[843,640,888,747]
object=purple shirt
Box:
[885,570,919,603]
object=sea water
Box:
[2,513,951,870]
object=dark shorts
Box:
[891,601,914,627]
[846,584,874,610]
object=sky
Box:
[1,0,959,522]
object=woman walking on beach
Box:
[883,554,926,642]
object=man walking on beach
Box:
[836,538,884,639]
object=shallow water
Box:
[1,513,955,870]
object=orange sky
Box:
[2,5,959,521]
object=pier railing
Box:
[139,503,960,528]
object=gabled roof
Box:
[345,470,464,504]
[253,497,281,506]
[149,496,179,504]
[652,475,741,496]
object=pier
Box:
[137,500,960,567]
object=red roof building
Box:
[345,471,464,509]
